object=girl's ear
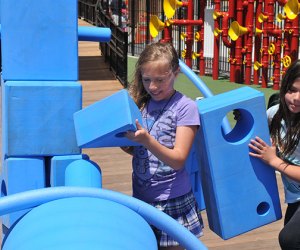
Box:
[174,67,180,76]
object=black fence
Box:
[78,0,128,87]
[78,0,230,82]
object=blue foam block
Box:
[185,130,205,210]
[74,89,143,148]
[1,0,78,81]
[1,157,45,228]
[197,86,282,239]
[3,81,82,156]
[65,159,102,188]
[50,154,89,187]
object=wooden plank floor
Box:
[79,19,286,250]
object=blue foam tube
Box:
[78,26,111,42]
[0,187,208,250]
[179,59,231,133]
[0,25,111,42]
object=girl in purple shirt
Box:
[122,42,203,250]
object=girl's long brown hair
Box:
[270,59,300,157]
[128,42,179,109]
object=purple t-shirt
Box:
[132,91,200,203]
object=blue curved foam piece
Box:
[0,187,207,250]
[3,197,157,250]
[78,26,111,42]
[65,159,102,188]
[197,86,282,239]
[179,60,231,133]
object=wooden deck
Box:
[79,19,286,250]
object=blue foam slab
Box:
[65,159,102,188]
[74,89,143,148]
[1,0,78,81]
[50,154,89,187]
[3,81,82,156]
[1,157,45,228]
[197,86,282,239]
[185,130,205,210]
[3,197,157,250]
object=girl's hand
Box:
[249,137,300,182]
[248,136,277,165]
[124,119,150,144]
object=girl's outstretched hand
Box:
[248,136,277,165]
[125,119,150,144]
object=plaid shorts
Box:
[149,190,204,247]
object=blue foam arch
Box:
[78,26,111,42]
[179,60,231,133]
[0,187,207,250]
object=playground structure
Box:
[0,1,208,249]
[0,0,286,249]
[145,0,300,89]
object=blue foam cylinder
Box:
[197,86,282,239]
[0,187,208,250]
[1,0,78,81]
[74,89,143,148]
[3,81,82,156]
[65,159,102,188]
[3,197,157,250]
[50,154,89,187]
[78,26,111,42]
[1,157,45,228]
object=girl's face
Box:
[285,78,300,114]
[141,60,178,101]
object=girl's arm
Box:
[249,136,300,182]
[125,119,197,170]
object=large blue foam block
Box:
[1,157,45,228]
[3,81,82,157]
[197,86,282,239]
[50,154,89,187]
[74,89,143,148]
[3,197,157,250]
[1,0,78,81]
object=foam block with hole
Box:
[74,89,143,148]
[1,157,45,228]
[3,81,82,156]
[197,86,282,239]
[1,0,78,81]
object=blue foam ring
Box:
[179,59,231,134]
[78,26,111,42]
[0,187,207,250]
